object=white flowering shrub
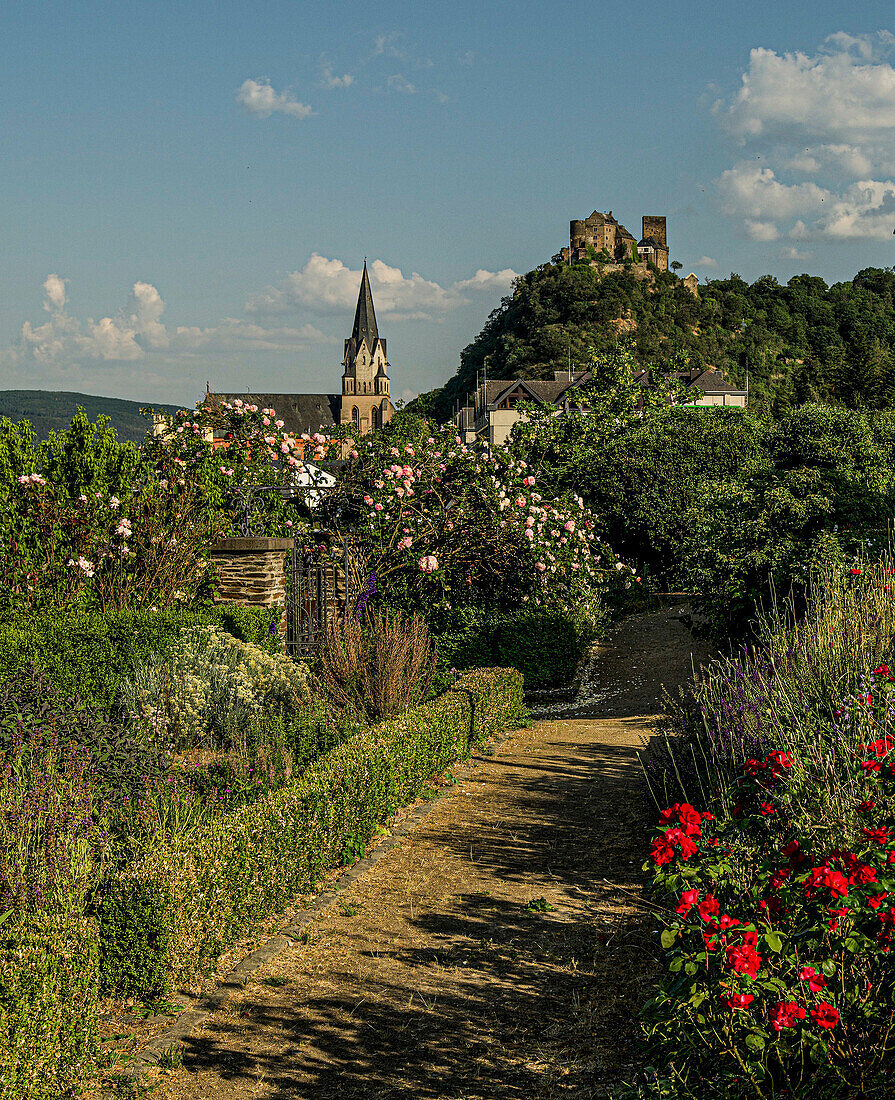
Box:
[121,626,309,753]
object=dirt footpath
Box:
[150,609,712,1100]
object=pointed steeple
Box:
[351,260,379,345]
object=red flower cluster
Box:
[770,1001,806,1030]
[810,1003,840,1029]
[799,966,825,992]
[651,804,712,866]
[859,737,895,777]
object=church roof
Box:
[352,261,379,346]
[217,392,341,436]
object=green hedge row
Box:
[0,604,281,713]
[95,666,526,996]
[0,912,99,1100]
[430,607,596,690]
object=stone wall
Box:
[642,215,667,248]
[207,537,294,608]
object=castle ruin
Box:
[562,210,670,274]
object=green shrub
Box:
[431,607,597,690]
[94,878,174,998]
[0,911,99,1099]
[97,667,526,993]
[0,605,281,713]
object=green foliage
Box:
[0,390,181,443]
[97,667,526,994]
[680,405,895,637]
[94,878,173,998]
[0,911,99,1099]
[0,666,166,808]
[420,260,895,418]
[430,606,597,690]
[0,605,280,714]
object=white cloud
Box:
[246,255,519,322]
[320,64,353,89]
[780,246,813,261]
[386,74,415,95]
[236,78,312,119]
[717,164,830,220]
[42,273,68,312]
[1,276,333,375]
[692,255,719,268]
[372,33,404,59]
[720,35,895,152]
[714,33,895,241]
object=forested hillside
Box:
[420,261,895,418]
[0,390,180,442]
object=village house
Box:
[455,367,747,448]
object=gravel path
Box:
[146,609,711,1100]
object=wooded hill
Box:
[0,390,181,442]
[419,262,895,419]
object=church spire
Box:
[351,260,379,345]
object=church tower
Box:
[340,261,394,433]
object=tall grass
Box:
[318,606,437,722]
[643,559,895,847]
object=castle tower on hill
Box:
[340,261,394,432]
[564,210,670,273]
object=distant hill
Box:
[417,262,895,418]
[0,390,185,443]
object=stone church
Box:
[217,261,394,436]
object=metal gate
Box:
[231,476,363,661]
[285,537,355,660]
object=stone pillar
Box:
[207,537,294,614]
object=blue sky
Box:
[2,1,895,406]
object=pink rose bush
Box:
[340,418,636,614]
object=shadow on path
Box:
[162,610,710,1100]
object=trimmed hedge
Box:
[0,912,99,1100]
[431,607,596,690]
[0,605,280,713]
[96,666,526,994]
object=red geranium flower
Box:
[698,894,720,924]
[760,801,776,816]
[807,865,849,899]
[770,1001,806,1030]
[810,1003,840,1029]
[799,966,825,992]
[725,992,755,1010]
[675,888,699,916]
[766,750,793,775]
[872,664,890,677]
[726,942,762,978]
[868,892,888,910]
[856,801,877,813]
[862,826,890,844]
[650,835,675,865]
